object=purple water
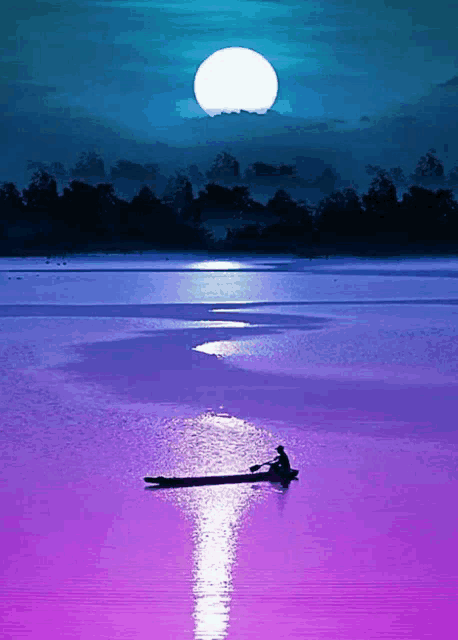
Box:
[1,253,457,639]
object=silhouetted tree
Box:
[259,189,314,250]
[61,180,105,241]
[49,162,68,183]
[398,185,458,243]
[266,189,294,218]
[26,160,47,173]
[22,170,60,220]
[366,164,408,193]
[266,189,313,227]
[224,223,264,251]
[93,183,120,238]
[447,164,458,187]
[110,160,153,182]
[0,182,23,221]
[17,170,70,249]
[26,161,48,187]
[362,170,399,239]
[411,148,445,187]
[110,159,158,201]
[197,183,235,210]
[187,164,205,188]
[388,166,408,189]
[60,179,124,242]
[162,171,194,216]
[131,185,210,249]
[0,182,24,247]
[316,187,365,240]
[195,183,263,222]
[71,151,106,185]
[365,164,382,177]
[313,167,338,195]
[206,151,240,182]
[26,161,68,188]
[231,185,264,214]
[127,185,174,238]
[294,156,337,187]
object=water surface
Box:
[1,253,457,639]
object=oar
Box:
[250,459,274,473]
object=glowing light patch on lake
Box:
[193,340,247,358]
[189,260,245,270]
[191,321,253,329]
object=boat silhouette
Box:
[144,468,299,489]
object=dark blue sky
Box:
[3,0,457,133]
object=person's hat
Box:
[276,445,284,452]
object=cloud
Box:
[272,99,293,114]
[176,98,205,118]
[2,0,458,131]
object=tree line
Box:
[1,148,458,256]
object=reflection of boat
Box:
[144,468,299,488]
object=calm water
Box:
[1,253,457,639]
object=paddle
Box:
[250,459,275,473]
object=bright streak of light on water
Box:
[189,260,245,270]
[152,412,274,640]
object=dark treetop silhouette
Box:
[1,148,458,257]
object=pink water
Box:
[1,254,457,639]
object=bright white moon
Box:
[194,47,278,116]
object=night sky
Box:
[4,0,457,133]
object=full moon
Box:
[194,47,278,116]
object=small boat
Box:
[144,468,299,488]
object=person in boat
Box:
[271,445,291,474]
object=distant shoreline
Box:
[1,241,458,260]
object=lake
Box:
[1,252,457,639]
